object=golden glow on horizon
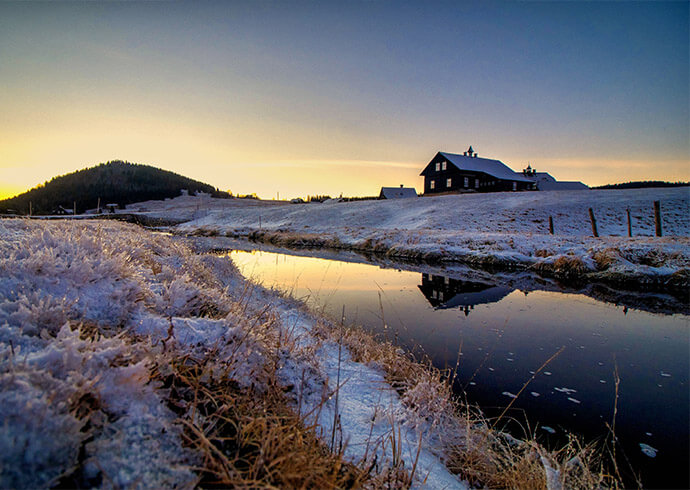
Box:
[0,185,24,201]
[2,150,689,201]
[1,105,688,201]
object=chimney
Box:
[400,184,403,188]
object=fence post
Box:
[654,201,662,237]
[626,208,632,237]
[588,208,599,237]
[548,216,554,235]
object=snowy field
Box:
[0,219,467,488]
[160,187,690,287]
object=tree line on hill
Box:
[592,181,689,190]
[0,161,232,216]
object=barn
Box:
[420,147,535,194]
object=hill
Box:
[592,180,689,190]
[0,161,231,215]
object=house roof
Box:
[422,152,533,183]
[380,187,418,199]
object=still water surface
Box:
[229,249,689,488]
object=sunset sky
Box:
[1,1,688,200]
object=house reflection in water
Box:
[418,273,513,316]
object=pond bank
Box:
[166,189,689,296]
[181,230,689,313]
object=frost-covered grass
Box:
[1,219,622,489]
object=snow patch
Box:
[554,387,577,394]
[639,443,658,458]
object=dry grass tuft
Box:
[154,352,371,489]
[593,249,619,271]
[532,255,590,279]
[534,249,552,258]
[448,415,619,490]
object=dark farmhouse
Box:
[420,147,535,194]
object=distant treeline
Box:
[593,181,690,190]
[0,160,231,215]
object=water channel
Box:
[225,245,689,488]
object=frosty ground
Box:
[1,218,614,489]
[129,187,689,290]
[5,188,685,488]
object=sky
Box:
[1,0,688,200]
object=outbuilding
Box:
[379,185,418,199]
[521,165,589,190]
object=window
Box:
[446,178,452,187]
[475,179,479,189]
[435,162,440,171]
[441,161,447,171]
[512,182,517,191]
[464,177,469,187]
[430,180,435,189]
